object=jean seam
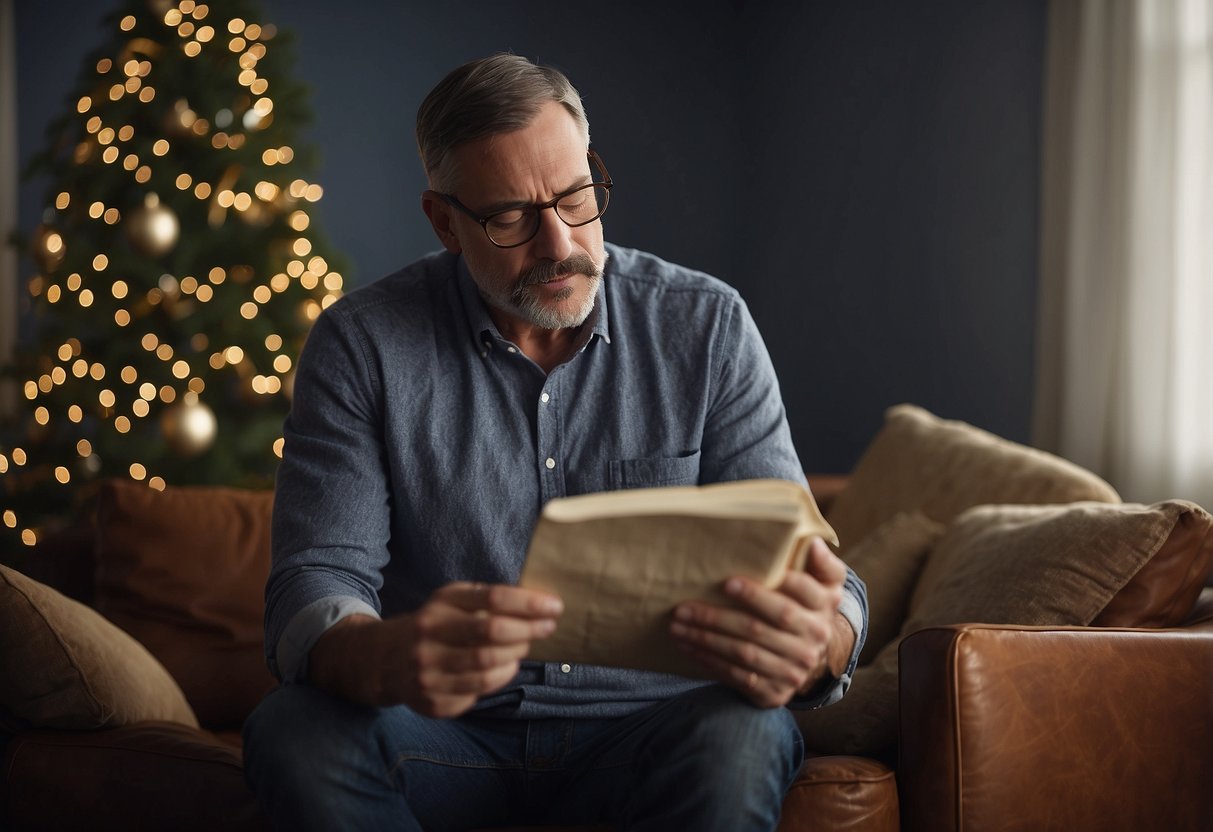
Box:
[387,754,525,779]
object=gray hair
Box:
[416,53,591,192]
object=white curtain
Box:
[0,0,17,417]
[1035,0,1213,508]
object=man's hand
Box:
[309,582,563,718]
[669,537,854,708]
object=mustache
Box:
[517,254,602,288]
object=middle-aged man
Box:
[243,53,868,832]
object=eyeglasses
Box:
[437,148,613,248]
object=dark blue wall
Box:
[13,0,1046,473]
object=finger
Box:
[775,570,843,617]
[672,601,817,665]
[805,537,848,585]
[437,582,564,618]
[419,660,523,697]
[424,640,532,673]
[670,616,812,690]
[418,606,558,647]
[673,641,788,709]
[712,576,828,636]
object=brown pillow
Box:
[0,564,198,730]
[825,404,1120,551]
[797,500,1207,755]
[840,511,945,666]
[93,480,276,730]
[1093,502,1213,627]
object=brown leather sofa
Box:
[3,404,1212,831]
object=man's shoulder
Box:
[605,243,740,301]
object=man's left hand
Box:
[670,537,854,708]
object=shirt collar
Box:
[454,255,612,349]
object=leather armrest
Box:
[897,623,1213,832]
[1,721,265,831]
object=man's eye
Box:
[488,209,526,228]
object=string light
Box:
[4,6,340,549]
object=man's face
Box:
[427,100,607,331]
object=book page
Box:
[518,481,836,678]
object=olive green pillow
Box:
[0,564,198,730]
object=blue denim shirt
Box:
[267,243,867,718]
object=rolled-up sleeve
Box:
[264,307,392,682]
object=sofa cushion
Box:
[839,511,945,666]
[2,721,264,831]
[93,479,276,730]
[796,499,1211,755]
[825,404,1120,551]
[0,564,198,730]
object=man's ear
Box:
[421,191,463,254]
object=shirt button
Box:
[545,457,556,470]
[507,346,517,354]
[540,392,550,403]
[560,663,572,673]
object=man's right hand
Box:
[308,582,563,718]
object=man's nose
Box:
[529,206,574,262]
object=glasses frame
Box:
[436,148,613,249]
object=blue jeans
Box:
[242,682,804,831]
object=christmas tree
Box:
[2,0,346,558]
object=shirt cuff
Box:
[274,595,381,684]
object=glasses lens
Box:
[482,184,611,247]
[556,184,609,228]
[484,207,539,247]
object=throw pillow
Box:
[93,479,277,730]
[0,564,198,730]
[839,511,945,666]
[825,404,1120,551]
[797,499,1207,755]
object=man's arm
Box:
[266,307,563,718]
[679,292,867,706]
[307,583,562,718]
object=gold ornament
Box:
[126,193,180,257]
[160,397,217,456]
[31,224,65,273]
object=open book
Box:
[518,478,837,679]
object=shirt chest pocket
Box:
[607,450,702,490]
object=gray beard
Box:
[487,251,607,330]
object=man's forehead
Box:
[456,141,590,202]
[450,101,589,196]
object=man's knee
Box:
[667,686,803,790]
[243,685,381,787]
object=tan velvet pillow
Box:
[840,511,945,666]
[825,404,1120,551]
[797,500,1207,755]
[94,479,276,730]
[0,564,198,730]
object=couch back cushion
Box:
[825,404,1121,551]
[0,564,198,730]
[94,479,276,730]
